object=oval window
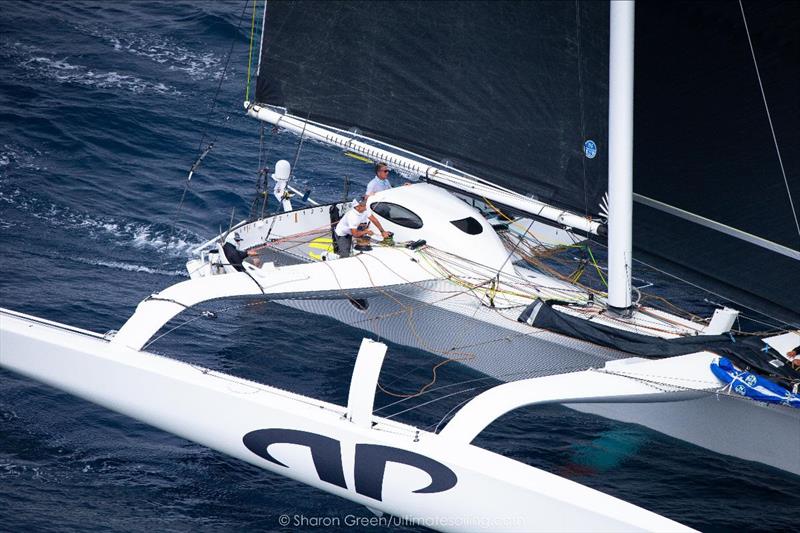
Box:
[371,202,423,229]
[349,298,369,311]
[450,217,483,235]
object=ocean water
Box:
[1,1,798,531]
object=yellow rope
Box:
[245,0,258,102]
[585,245,607,287]
[482,196,515,222]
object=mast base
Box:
[606,304,634,318]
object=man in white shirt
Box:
[365,162,391,196]
[334,196,389,258]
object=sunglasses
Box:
[379,169,389,173]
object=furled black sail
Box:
[255,1,799,322]
[524,300,800,387]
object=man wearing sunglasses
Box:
[366,162,392,197]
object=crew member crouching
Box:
[334,196,389,258]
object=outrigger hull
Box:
[274,293,800,476]
[571,394,800,475]
[0,308,689,532]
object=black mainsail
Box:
[254,0,799,322]
[255,0,609,215]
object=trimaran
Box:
[1,1,798,531]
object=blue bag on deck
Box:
[711,357,800,408]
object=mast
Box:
[607,0,634,311]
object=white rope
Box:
[738,0,800,242]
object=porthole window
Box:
[349,298,369,311]
[371,202,423,229]
[450,216,483,235]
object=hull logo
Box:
[243,428,457,501]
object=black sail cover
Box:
[256,1,799,322]
[525,300,800,387]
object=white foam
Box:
[0,187,202,260]
[73,257,187,278]
[86,26,221,80]
[0,143,43,173]
[18,53,179,96]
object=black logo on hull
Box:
[243,428,457,501]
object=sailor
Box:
[788,345,800,370]
[365,162,391,197]
[333,196,389,258]
[222,233,261,271]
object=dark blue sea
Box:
[1,2,798,531]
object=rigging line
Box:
[318,255,372,322]
[377,360,599,416]
[374,375,499,415]
[201,0,251,148]
[496,217,537,277]
[505,218,774,327]
[366,279,478,369]
[142,312,208,351]
[244,0,258,103]
[287,106,313,188]
[255,0,267,79]
[533,244,605,296]
[724,313,791,335]
[383,385,488,422]
[584,245,607,287]
[250,123,266,219]
[252,123,277,220]
[431,395,483,434]
[164,0,251,253]
[382,361,603,423]
[389,364,611,424]
[591,237,798,330]
[377,358,463,400]
[738,0,800,242]
[423,243,577,293]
